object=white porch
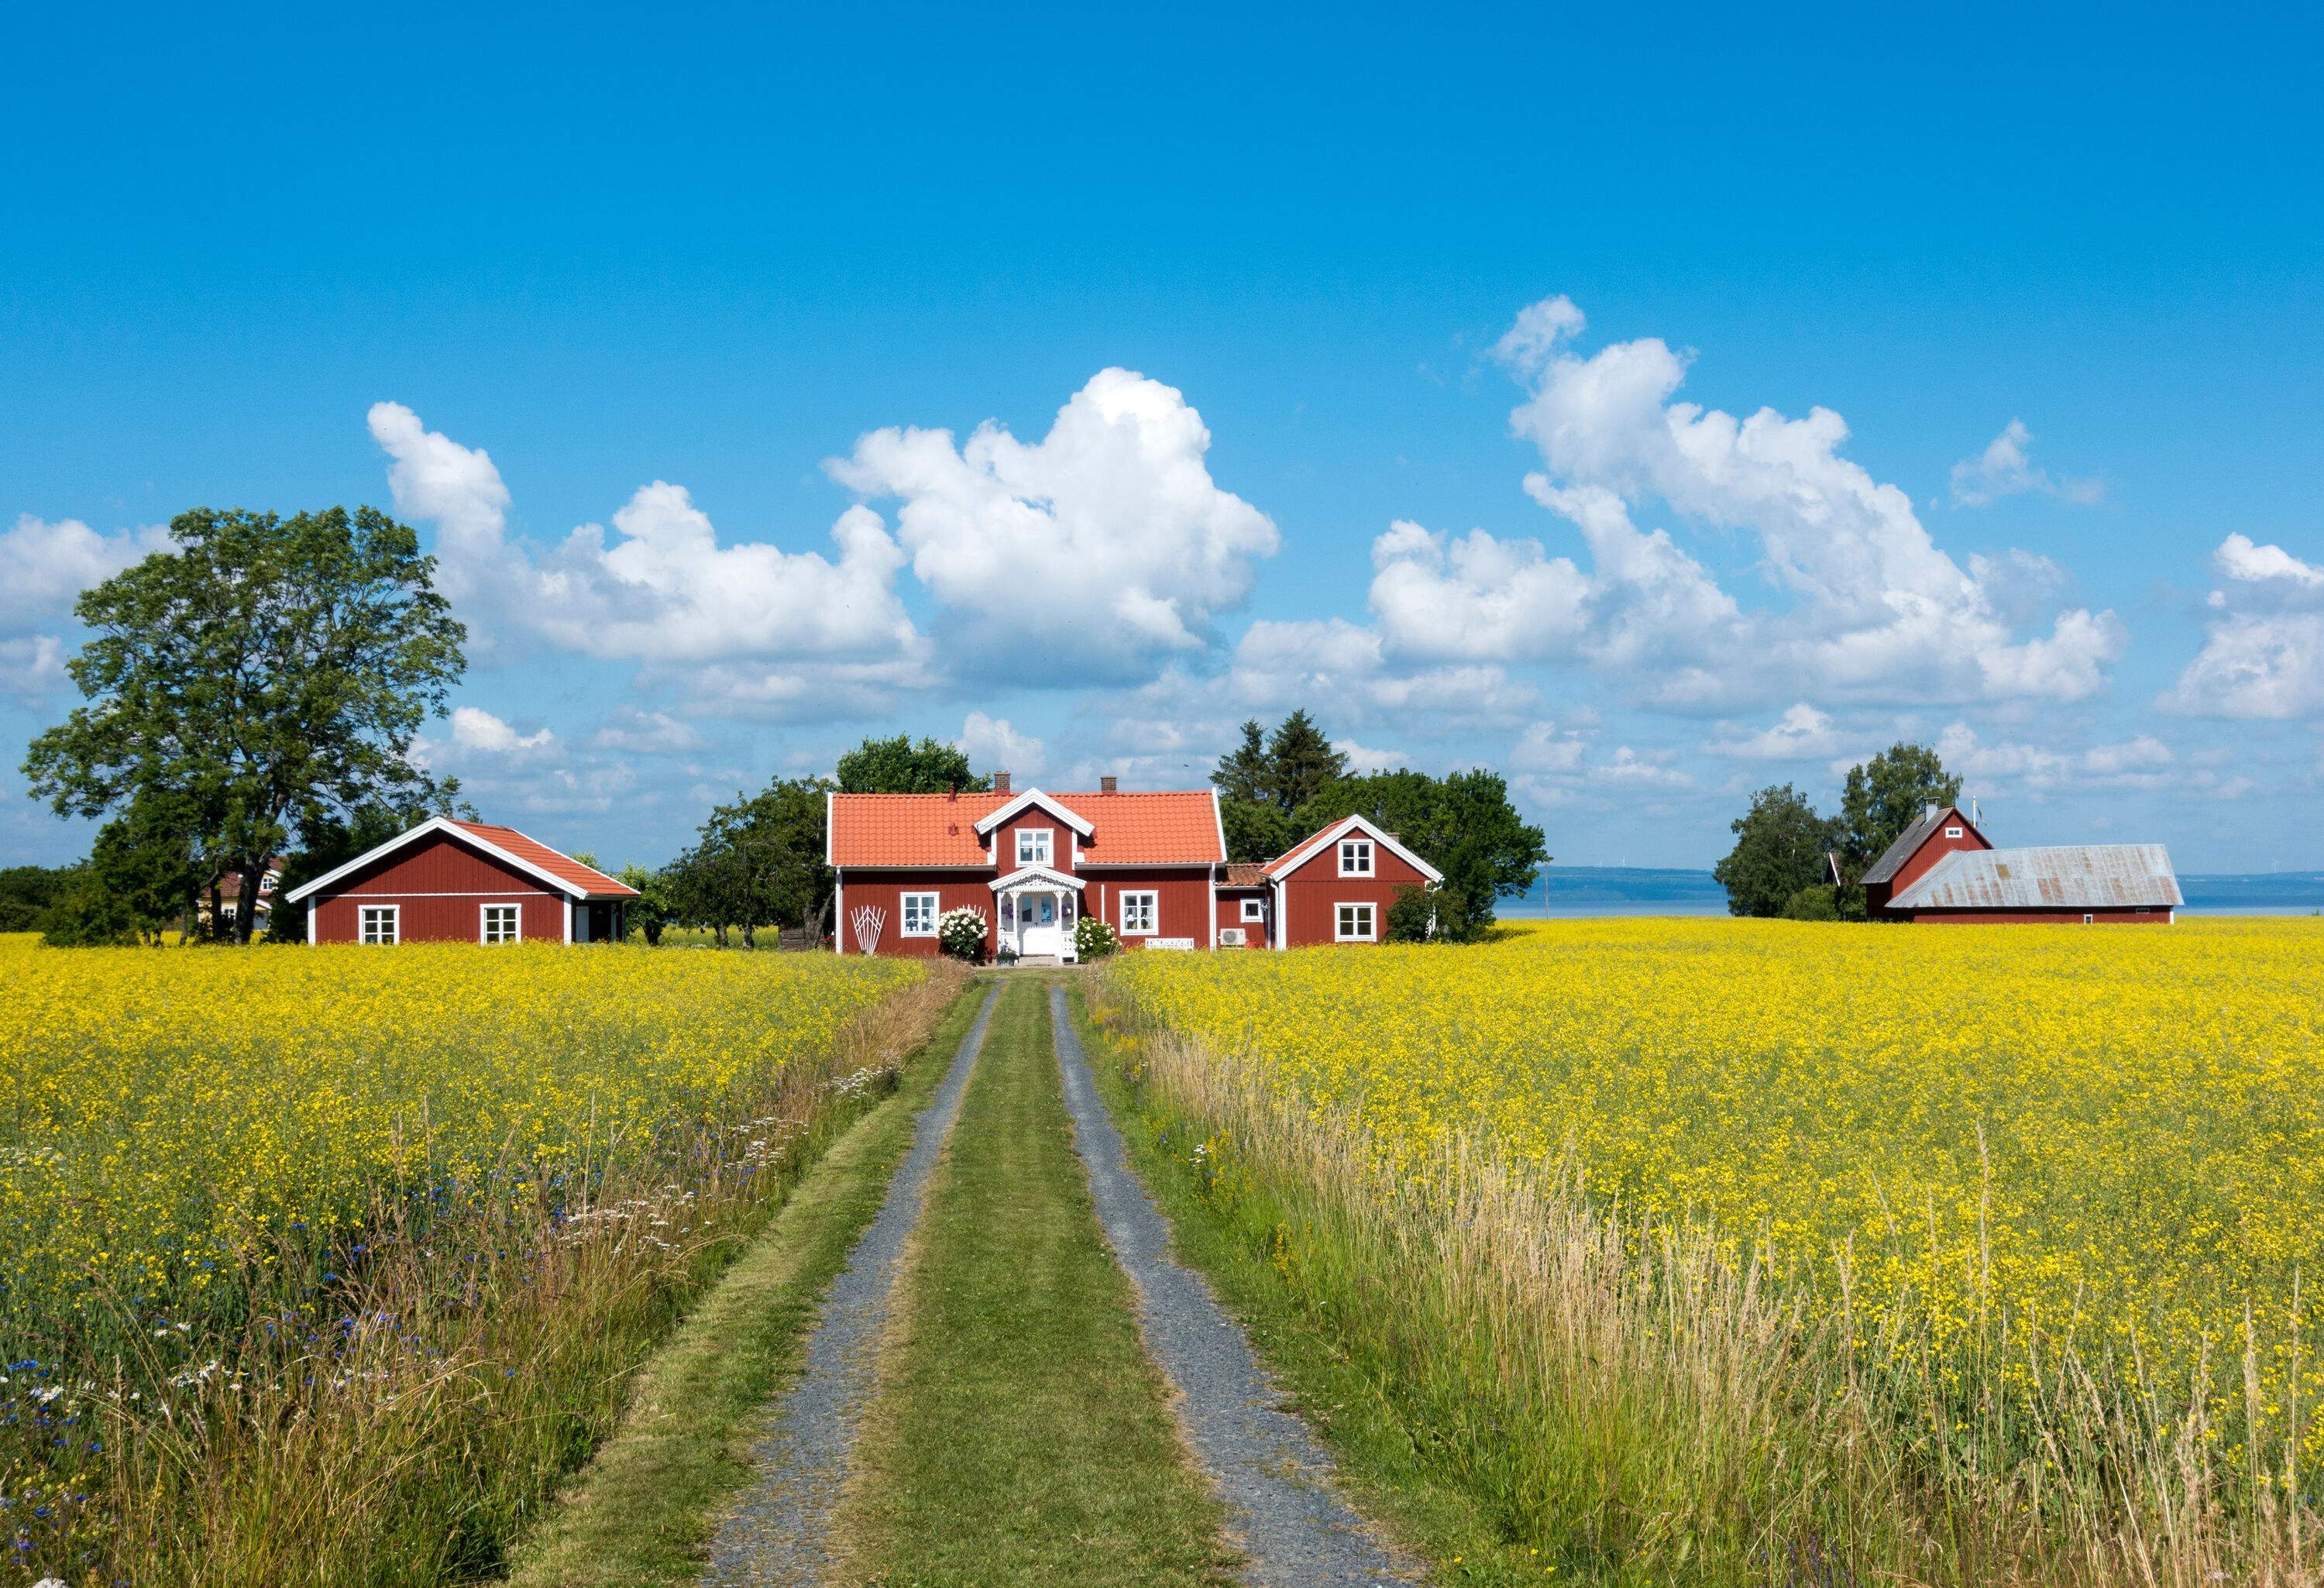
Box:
[991,864,1083,962]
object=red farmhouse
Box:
[1860,804,2181,925]
[826,776,1442,959]
[284,816,639,945]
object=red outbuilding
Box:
[284,816,639,945]
[1260,814,1445,947]
[824,777,1444,959]
[1861,803,2181,924]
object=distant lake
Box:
[1494,866,2324,919]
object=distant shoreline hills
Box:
[1511,865,2324,915]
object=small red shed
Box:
[284,816,638,945]
[1262,814,1444,947]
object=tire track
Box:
[699,981,999,1586]
[1049,984,1415,1586]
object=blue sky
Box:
[5,2,2321,871]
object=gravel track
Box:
[1049,984,1415,1586]
[698,983,998,1587]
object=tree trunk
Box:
[741,922,757,950]
[713,923,729,949]
[208,881,224,941]
[235,863,263,944]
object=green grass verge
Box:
[498,981,989,1588]
[831,977,1238,1588]
[1067,985,1555,1588]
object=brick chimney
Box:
[993,771,1012,794]
[1100,775,1118,794]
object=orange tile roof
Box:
[451,820,638,897]
[830,790,1222,868]
[1220,863,1272,887]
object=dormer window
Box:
[1339,838,1373,877]
[1016,828,1054,867]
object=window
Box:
[900,892,939,937]
[359,905,399,945]
[1339,838,1373,876]
[1944,826,1963,839]
[1016,827,1053,866]
[2083,913,2095,925]
[1240,897,1264,922]
[1121,891,1157,935]
[481,904,521,944]
[1336,902,1376,942]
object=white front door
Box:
[1018,889,1062,956]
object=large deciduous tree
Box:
[1713,784,1841,919]
[835,734,989,794]
[1839,742,1964,875]
[22,507,466,943]
[670,777,834,947]
[1294,768,1547,940]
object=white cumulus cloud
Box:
[956,710,1047,779]
[2163,534,2324,718]
[449,706,558,755]
[1949,419,2102,508]
[827,367,1278,678]
[590,707,705,754]
[1706,703,1848,761]
[1,514,170,633]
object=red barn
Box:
[824,777,1445,958]
[1862,803,2181,924]
[284,816,639,945]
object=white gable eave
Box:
[971,786,1095,838]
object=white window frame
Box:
[1335,901,1376,942]
[359,903,400,945]
[480,902,522,944]
[1016,827,1054,866]
[899,891,940,937]
[1339,838,1374,877]
[2083,913,2095,924]
[1944,825,1963,839]
[1240,896,1264,922]
[1120,890,1158,937]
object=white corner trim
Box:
[1208,789,1228,864]
[971,787,1095,837]
[834,870,845,953]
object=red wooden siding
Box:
[312,830,567,944]
[835,872,995,958]
[1276,838,1431,946]
[1906,907,2173,925]
[991,809,1071,871]
[1080,870,1213,950]
[1214,891,1269,947]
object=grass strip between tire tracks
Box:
[498,978,988,1588]
[830,976,1238,1588]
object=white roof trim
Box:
[972,786,1095,837]
[989,864,1087,892]
[1266,813,1444,885]
[1208,789,1228,867]
[284,816,592,903]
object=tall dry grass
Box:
[24,962,966,1586]
[1088,982,2319,1588]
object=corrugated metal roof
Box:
[1860,806,1954,885]
[1888,844,2183,912]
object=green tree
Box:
[0,864,80,932]
[1781,884,1841,921]
[88,789,205,943]
[1295,768,1546,940]
[1212,711,1353,862]
[617,863,676,946]
[836,734,990,794]
[38,869,134,947]
[1839,742,1964,875]
[1385,882,1468,943]
[1210,720,1272,805]
[1714,784,1841,919]
[1263,710,1347,812]
[673,777,834,947]
[21,506,466,944]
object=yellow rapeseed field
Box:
[1109,916,2324,1466]
[0,932,917,1345]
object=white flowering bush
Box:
[937,906,989,961]
[1074,914,1119,961]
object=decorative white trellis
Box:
[850,904,885,954]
